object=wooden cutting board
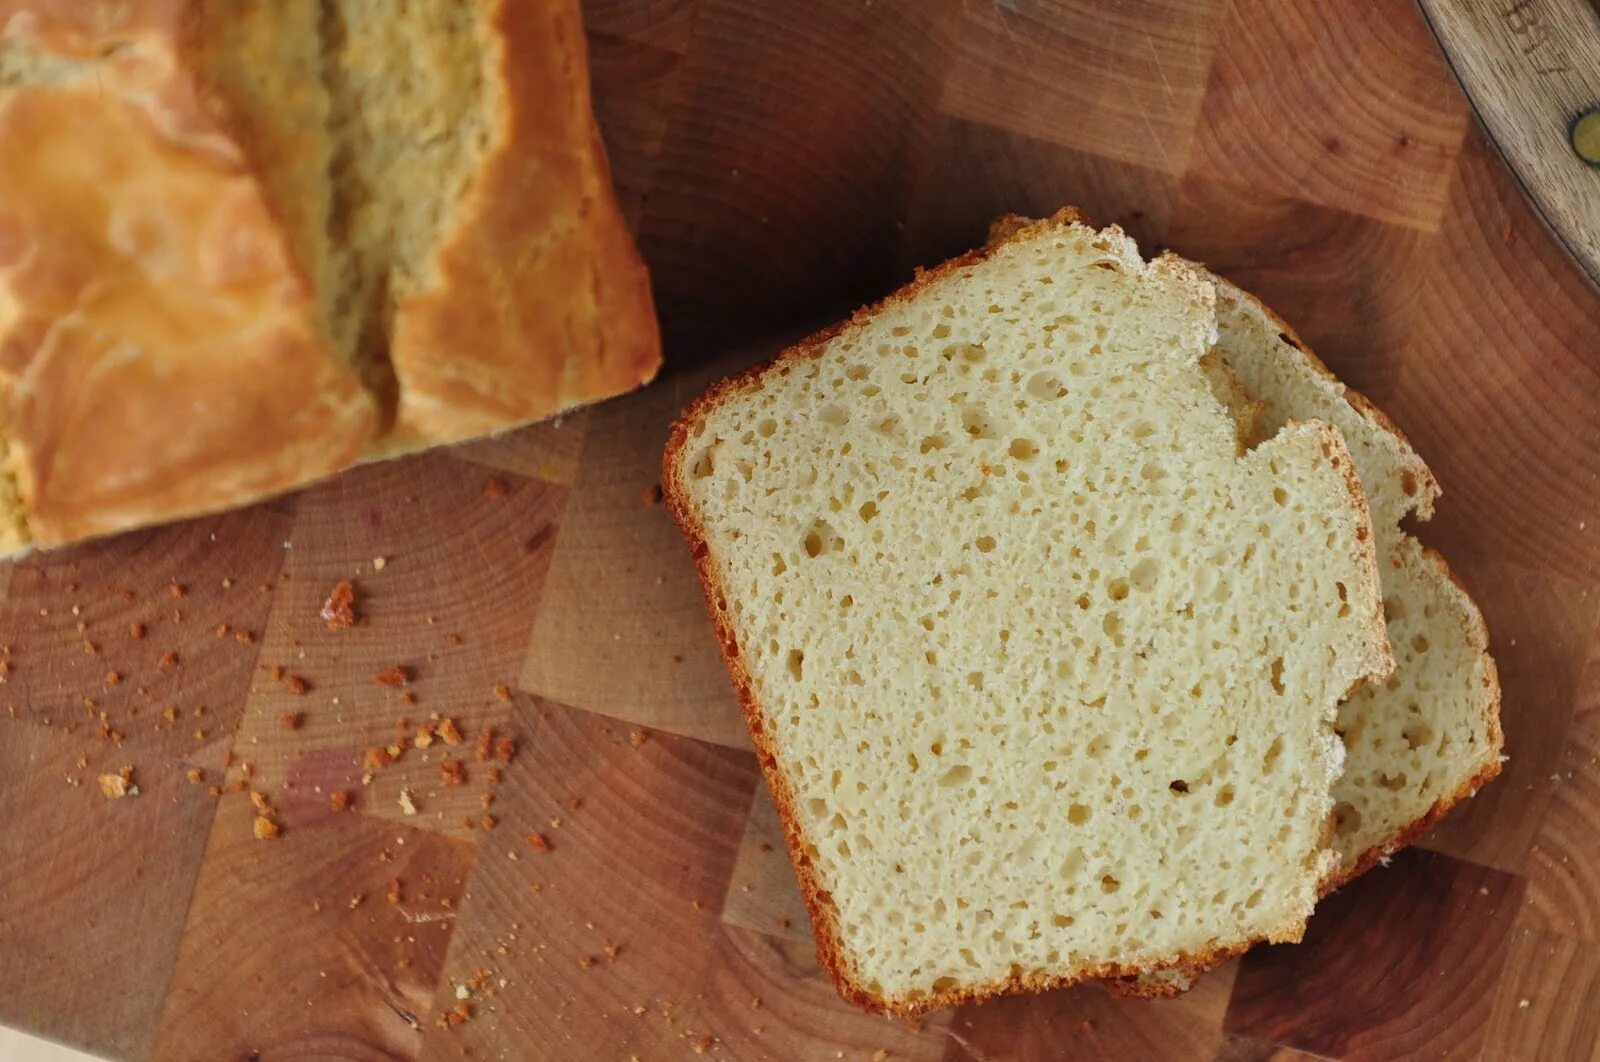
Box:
[2,1,1598,1059]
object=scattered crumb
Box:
[279,712,304,731]
[158,650,179,670]
[364,747,396,771]
[629,729,648,747]
[497,736,517,764]
[526,832,551,853]
[253,815,280,840]
[1519,998,1531,1009]
[644,484,663,506]
[387,878,403,904]
[321,580,358,629]
[399,788,418,816]
[330,789,353,811]
[437,1001,472,1029]
[693,1035,715,1054]
[284,674,310,696]
[373,665,410,687]
[129,622,146,640]
[372,556,388,571]
[873,1051,890,1061]
[492,683,512,703]
[186,769,205,785]
[103,670,122,686]
[440,760,467,787]
[169,582,186,599]
[438,718,464,745]
[480,814,497,831]
[475,728,495,762]
[215,623,231,638]
[483,477,507,499]
[348,892,365,909]
[98,767,136,799]
[234,629,255,645]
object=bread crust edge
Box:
[662,208,1392,1016]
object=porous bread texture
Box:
[1082,264,1504,1001]
[665,212,1393,1014]
[989,217,1503,894]
[1207,280,1502,881]
[0,432,26,554]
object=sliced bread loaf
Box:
[991,218,1502,893]
[664,210,1393,1013]
[1108,279,1504,998]
[983,210,1504,997]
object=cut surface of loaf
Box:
[1108,281,1504,998]
[989,219,1502,902]
[1205,279,1503,880]
[0,0,658,551]
[665,211,1393,1013]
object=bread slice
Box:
[1108,284,1504,997]
[987,216,1501,997]
[664,210,1393,1014]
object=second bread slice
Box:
[664,210,1393,1013]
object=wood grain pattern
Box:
[1419,0,1600,285]
[2,0,1599,1058]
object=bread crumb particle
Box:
[526,832,551,853]
[330,790,352,811]
[321,580,358,629]
[98,767,136,798]
[253,815,280,840]
[373,665,410,687]
[279,712,304,731]
[629,729,647,747]
[399,788,418,815]
[483,477,508,499]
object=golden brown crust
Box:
[0,0,655,548]
[0,12,375,546]
[390,0,660,444]
[663,209,1387,1016]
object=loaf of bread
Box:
[0,0,658,551]
[983,213,1500,997]
[664,210,1392,1014]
